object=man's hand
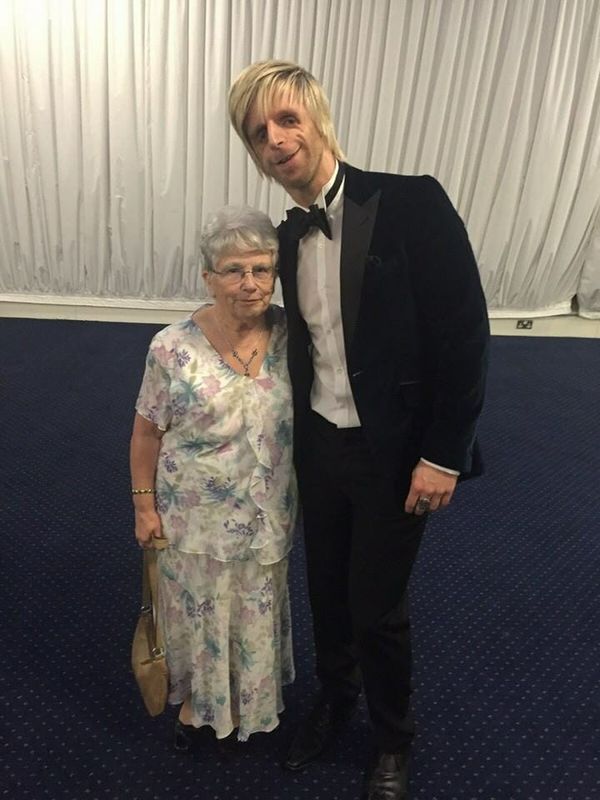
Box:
[404,461,458,515]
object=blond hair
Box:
[228,59,345,176]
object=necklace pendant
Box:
[213,313,265,378]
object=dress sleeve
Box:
[135,339,173,432]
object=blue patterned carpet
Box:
[1,318,599,800]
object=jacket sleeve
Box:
[408,176,490,473]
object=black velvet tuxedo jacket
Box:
[277,164,490,481]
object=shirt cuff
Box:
[420,458,460,476]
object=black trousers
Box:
[296,411,427,753]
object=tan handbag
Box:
[131,538,169,716]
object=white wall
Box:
[0,0,599,316]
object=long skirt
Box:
[158,548,294,741]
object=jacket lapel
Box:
[340,180,380,362]
[277,227,303,332]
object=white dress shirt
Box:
[296,164,360,428]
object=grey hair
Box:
[199,205,279,271]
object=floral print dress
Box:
[135,305,297,740]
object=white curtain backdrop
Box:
[0,0,599,316]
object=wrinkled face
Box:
[244,91,335,205]
[205,250,275,324]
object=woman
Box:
[130,206,297,747]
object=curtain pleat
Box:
[0,0,598,315]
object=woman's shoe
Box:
[174,719,198,752]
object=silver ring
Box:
[416,496,432,511]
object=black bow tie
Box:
[285,204,332,241]
[284,162,345,242]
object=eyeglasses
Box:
[211,265,276,284]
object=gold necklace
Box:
[213,314,266,377]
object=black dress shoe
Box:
[283,694,357,771]
[363,751,410,800]
[174,719,198,752]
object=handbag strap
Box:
[141,538,168,654]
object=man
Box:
[229,60,489,800]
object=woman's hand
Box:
[134,507,163,548]
[130,412,166,548]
